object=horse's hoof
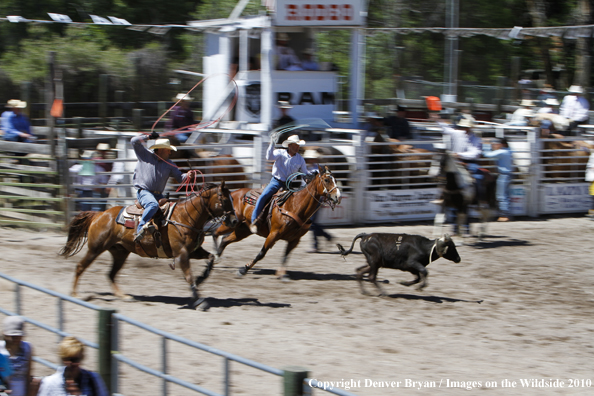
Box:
[190,297,206,310]
[213,254,221,264]
[237,267,247,277]
[121,294,134,301]
[279,274,291,282]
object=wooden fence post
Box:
[283,366,309,396]
[98,308,116,393]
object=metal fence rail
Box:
[0,272,109,378]
[111,313,283,396]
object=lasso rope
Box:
[148,73,239,138]
[176,169,206,196]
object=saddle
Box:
[116,198,174,229]
[244,189,293,208]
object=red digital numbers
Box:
[285,4,353,21]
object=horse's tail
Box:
[59,211,98,257]
[336,233,367,257]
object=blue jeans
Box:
[251,177,284,223]
[137,189,163,234]
[496,173,512,217]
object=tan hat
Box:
[81,150,96,159]
[545,98,559,106]
[568,85,583,94]
[96,143,111,151]
[278,101,293,109]
[277,32,289,41]
[282,135,305,147]
[3,316,25,336]
[457,115,475,128]
[150,138,177,151]
[520,99,535,107]
[175,93,193,101]
[303,149,320,159]
[6,99,26,109]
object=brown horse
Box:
[213,167,342,280]
[59,182,237,307]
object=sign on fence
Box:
[367,188,440,222]
[541,183,591,213]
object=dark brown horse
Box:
[213,167,342,280]
[59,182,237,307]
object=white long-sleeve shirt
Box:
[560,94,590,122]
[438,122,482,161]
[266,141,307,181]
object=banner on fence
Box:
[510,185,528,216]
[317,194,352,225]
[367,188,440,222]
[541,183,591,213]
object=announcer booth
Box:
[196,0,368,131]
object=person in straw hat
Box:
[275,32,299,70]
[0,316,33,396]
[560,85,590,134]
[131,132,191,243]
[1,100,34,142]
[166,93,196,143]
[250,134,309,234]
[507,99,535,126]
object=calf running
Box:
[337,233,461,295]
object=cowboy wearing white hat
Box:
[131,132,189,243]
[560,85,590,133]
[250,134,308,234]
[2,99,34,143]
[166,93,196,143]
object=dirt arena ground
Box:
[1,216,593,396]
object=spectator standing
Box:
[273,101,296,142]
[69,151,102,212]
[384,105,412,140]
[560,85,590,133]
[0,316,33,396]
[303,150,333,253]
[36,336,108,396]
[93,143,114,211]
[301,48,319,71]
[507,99,535,126]
[275,33,299,70]
[166,94,196,143]
[1,100,34,143]
[483,138,513,222]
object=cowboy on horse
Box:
[132,132,192,243]
[250,134,309,234]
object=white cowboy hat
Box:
[175,93,193,101]
[457,115,475,128]
[282,135,305,147]
[520,99,535,107]
[278,100,293,109]
[150,138,177,151]
[568,85,583,94]
[277,32,290,41]
[96,143,111,151]
[303,149,320,159]
[6,99,26,109]
[545,97,559,106]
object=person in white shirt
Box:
[250,134,308,233]
[507,99,535,126]
[560,85,590,133]
[275,33,299,71]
